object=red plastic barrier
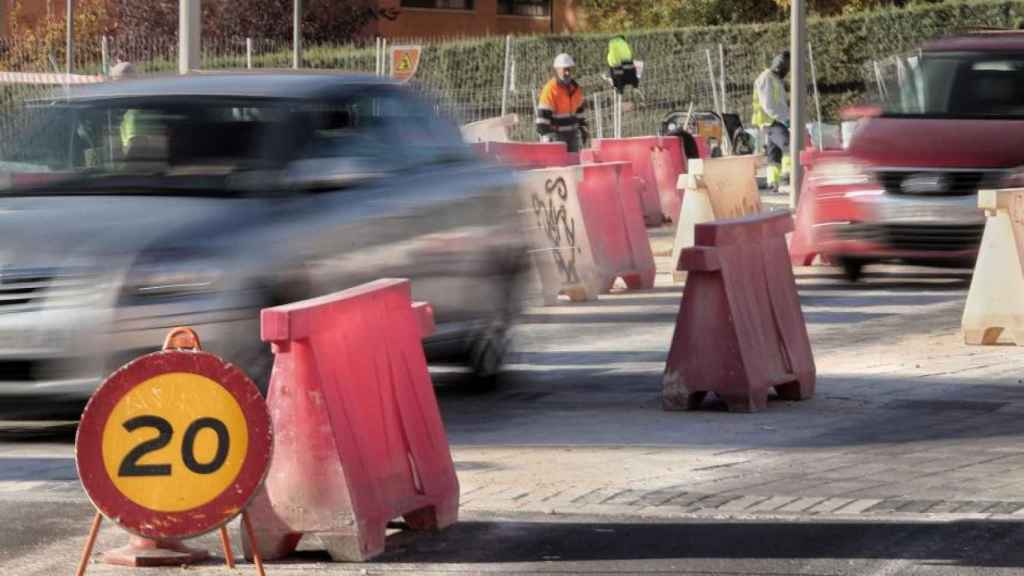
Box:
[469,142,488,159]
[485,141,571,168]
[578,162,657,291]
[663,212,816,413]
[695,136,711,160]
[243,279,458,562]
[651,137,687,223]
[592,136,683,226]
[591,137,664,225]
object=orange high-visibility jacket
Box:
[535,78,587,136]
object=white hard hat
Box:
[553,53,576,69]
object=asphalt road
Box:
[3,265,1023,575]
[2,502,1024,575]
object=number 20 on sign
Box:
[74,328,272,574]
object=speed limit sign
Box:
[76,328,272,541]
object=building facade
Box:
[367,0,578,39]
[2,0,580,40]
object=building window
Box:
[498,0,551,17]
[401,0,475,9]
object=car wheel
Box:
[227,332,275,397]
[459,263,523,393]
[461,323,510,394]
[840,259,866,283]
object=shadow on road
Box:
[435,365,1024,450]
[273,518,1024,571]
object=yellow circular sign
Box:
[101,372,250,512]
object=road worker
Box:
[536,53,588,153]
[752,50,792,194]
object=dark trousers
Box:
[547,130,582,153]
[765,122,790,167]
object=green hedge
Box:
[6,0,1023,133]
[241,0,1024,123]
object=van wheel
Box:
[840,259,865,282]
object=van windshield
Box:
[885,52,1024,118]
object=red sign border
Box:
[75,350,273,540]
[390,45,422,82]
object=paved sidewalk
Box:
[441,220,1024,524]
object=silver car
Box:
[0,72,528,415]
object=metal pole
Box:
[808,41,823,150]
[705,49,720,114]
[873,61,887,100]
[790,0,807,208]
[610,91,618,138]
[65,0,73,75]
[612,93,617,138]
[383,38,389,76]
[292,0,302,69]
[501,35,512,117]
[375,37,381,75]
[718,43,727,113]
[101,35,109,76]
[594,94,603,139]
[246,37,253,69]
[178,0,200,75]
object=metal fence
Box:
[0,32,839,153]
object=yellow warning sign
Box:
[390,45,423,83]
[100,371,250,513]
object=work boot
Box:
[767,164,782,194]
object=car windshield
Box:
[885,52,1024,118]
[0,96,290,193]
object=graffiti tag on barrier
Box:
[531,177,580,285]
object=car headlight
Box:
[124,252,224,298]
[810,161,875,188]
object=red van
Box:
[802,32,1024,280]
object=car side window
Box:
[299,96,399,165]
[376,91,470,165]
[297,89,468,168]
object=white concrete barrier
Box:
[963,188,1024,345]
[461,114,519,143]
[671,155,763,283]
[519,166,601,304]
